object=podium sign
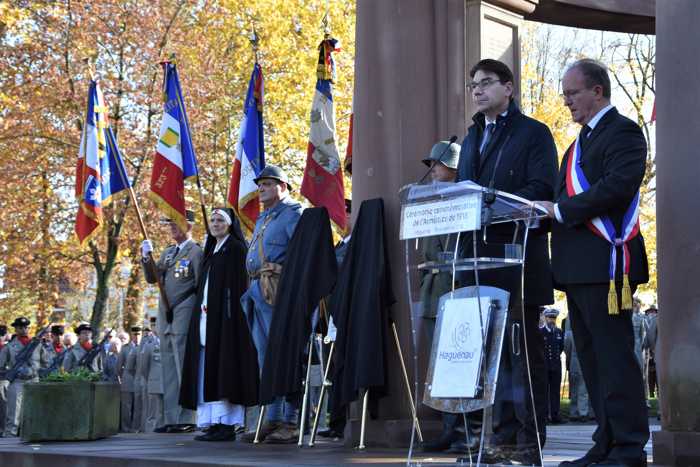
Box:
[399,192,482,240]
[430,296,491,398]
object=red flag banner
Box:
[300,36,346,231]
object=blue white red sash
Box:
[565,135,640,314]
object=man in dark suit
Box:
[456,59,558,464]
[536,58,649,467]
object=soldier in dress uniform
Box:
[117,326,141,432]
[143,319,165,432]
[62,323,102,373]
[240,164,303,444]
[0,317,47,437]
[43,325,66,368]
[540,308,564,423]
[142,209,202,434]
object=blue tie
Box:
[480,123,495,155]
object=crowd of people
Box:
[0,56,652,467]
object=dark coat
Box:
[179,223,259,410]
[329,199,395,416]
[551,107,648,287]
[259,208,338,404]
[456,100,558,306]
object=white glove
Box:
[324,316,337,344]
[141,240,154,258]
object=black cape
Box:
[179,214,259,409]
[259,207,337,404]
[329,198,396,416]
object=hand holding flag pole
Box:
[77,58,171,311]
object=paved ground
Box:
[0,422,660,466]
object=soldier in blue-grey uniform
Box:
[241,164,302,444]
[540,308,564,423]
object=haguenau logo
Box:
[438,321,475,362]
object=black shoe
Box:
[154,424,172,433]
[550,416,564,424]
[421,431,459,452]
[559,453,607,467]
[458,445,514,465]
[317,429,343,440]
[512,447,543,466]
[169,424,196,433]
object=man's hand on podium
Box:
[534,201,555,219]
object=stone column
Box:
[652,1,700,465]
[351,0,524,447]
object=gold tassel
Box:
[607,280,619,315]
[621,274,633,311]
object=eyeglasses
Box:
[561,88,587,100]
[467,77,502,92]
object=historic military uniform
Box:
[117,329,140,433]
[62,323,102,373]
[240,165,302,442]
[40,325,67,377]
[142,211,202,431]
[0,317,46,437]
[541,309,564,423]
[143,333,165,432]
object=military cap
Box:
[253,164,293,191]
[0,325,7,336]
[149,316,157,323]
[143,326,151,332]
[543,308,559,318]
[51,325,65,335]
[75,323,92,334]
[130,326,142,333]
[422,141,461,170]
[11,317,30,328]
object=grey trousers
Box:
[0,380,8,435]
[145,393,164,432]
[4,380,31,437]
[161,333,195,426]
[120,392,134,432]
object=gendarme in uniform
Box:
[62,323,102,373]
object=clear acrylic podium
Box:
[399,180,548,466]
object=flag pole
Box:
[105,130,172,313]
[167,53,210,235]
[86,57,171,312]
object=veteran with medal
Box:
[141,209,203,433]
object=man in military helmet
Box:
[241,164,303,444]
[63,323,102,373]
[0,317,46,437]
[142,209,202,434]
[540,308,564,424]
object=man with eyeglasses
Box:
[535,59,649,467]
[456,59,558,465]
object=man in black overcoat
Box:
[536,59,649,467]
[456,59,558,464]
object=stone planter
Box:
[20,381,120,442]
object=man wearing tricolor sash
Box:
[537,59,649,467]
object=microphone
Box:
[418,135,458,184]
[482,132,512,225]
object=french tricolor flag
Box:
[228,63,265,235]
[300,36,346,231]
[149,60,199,234]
